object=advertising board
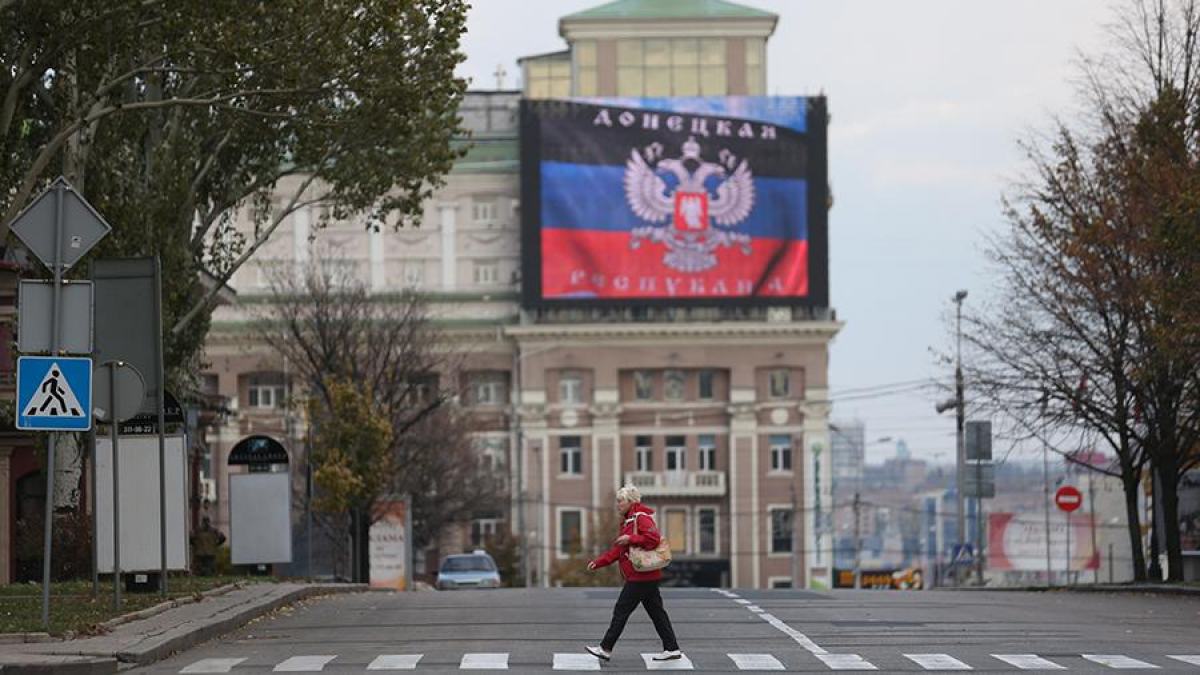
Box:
[988,512,1099,571]
[521,96,827,307]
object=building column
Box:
[0,446,11,583]
[368,226,385,292]
[517,391,548,587]
[293,206,311,283]
[439,204,458,291]
[728,390,757,588]
[801,388,833,590]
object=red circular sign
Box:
[1055,486,1083,513]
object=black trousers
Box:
[601,581,679,652]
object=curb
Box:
[98,581,244,632]
[933,583,1200,597]
[113,584,366,666]
[2,584,366,674]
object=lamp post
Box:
[937,289,968,585]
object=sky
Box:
[457,0,1116,464]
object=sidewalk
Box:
[938,582,1200,597]
[0,582,366,674]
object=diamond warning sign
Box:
[16,356,92,431]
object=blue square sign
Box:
[16,356,92,431]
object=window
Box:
[473,260,499,285]
[559,509,583,555]
[698,434,717,471]
[745,38,766,96]
[468,372,508,406]
[559,371,584,405]
[575,40,598,96]
[698,370,715,400]
[615,37,726,97]
[248,373,285,409]
[771,578,794,589]
[697,508,717,555]
[665,509,687,553]
[634,370,654,401]
[635,435,653,472]
[666,436,686,471]
[768,369,791,399]
[770,434,792,472]
[525,56,571,99]
[475,437,507,473]
[560,436,582,475]
[770,508,794,553]
[471,518,501,548]
[472,199,496,223]
[404,375,437,406]
[664,369,686,401]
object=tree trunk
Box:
[1157,460,1184,582]
[1120,467,1147,581]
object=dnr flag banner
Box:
[520,96,828,306]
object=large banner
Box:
[521,96,827,306]
[988,512,1099,571]
[370,498,409,591]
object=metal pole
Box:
[975,463,984,585]
[110,362,122,610]
[1043,444,1052,585]
[154,258,168,596]
[1108,544,1114,584]
[954,295,966,587]
[89,428,98,598]
[853,492,861,589]
[40,182,64,629]
[790,480,800,588]
[1065,508,1071,585]
[1088,467,1098,584]
[404,493,413,592]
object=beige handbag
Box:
[626,512,672,572]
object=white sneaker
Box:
[585,646,612,661]
[653,650,682,661]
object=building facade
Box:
[202,0,841,589]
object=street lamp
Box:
[936,290,968,585]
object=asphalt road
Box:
[135,587,1200,673]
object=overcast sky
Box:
[457,0,1116,464]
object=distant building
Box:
[202,0,840,589]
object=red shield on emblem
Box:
[673,192,709,232]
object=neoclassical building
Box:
[203,0,841,589]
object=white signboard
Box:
[96,435,188,572]
[230,472,293,565]
[370,499,408,590]
[988,511,1098,571]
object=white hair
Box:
[616,484,642,504]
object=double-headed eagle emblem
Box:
[624,135,756,272]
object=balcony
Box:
[624,471,726,497]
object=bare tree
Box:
[258,258,503,581]
[969,0,1200,581]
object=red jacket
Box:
[591,503,663,582]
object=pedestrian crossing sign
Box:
[16,356,92,431]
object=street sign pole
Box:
[40,182,64,629]
[155,258,168,595]
[109,362,122,610]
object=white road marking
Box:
[1168,656,1200,667]
[273,656,336,672]
[553,653,601,670]
[904,654,972,670]
[1082,654,1160,669]
[757,613,828,654]
[461,653,509,670]
[735,599,752,604]
[367,654,424,670]
[181,659,247,674]
[991,654,1067,670]
[641,654,694,670]
[729,653,786,670]
[815,653,878,670]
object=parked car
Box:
[436,551,501,590]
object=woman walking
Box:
[585,485,682,662]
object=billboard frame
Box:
[519,96,829,310]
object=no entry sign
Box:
[1055,486,1083,512]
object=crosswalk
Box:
[178,652,1200,672]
